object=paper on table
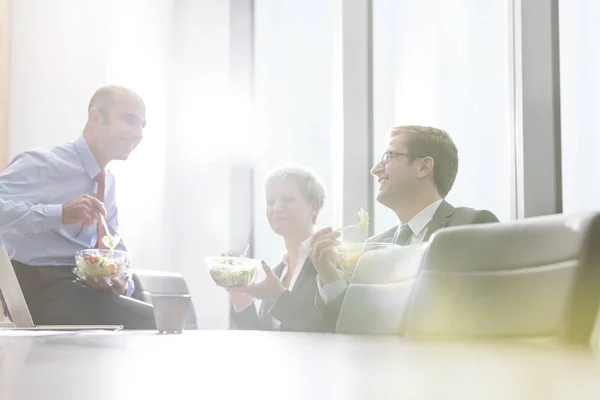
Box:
[0,330,70,337]
[0,327,124,336]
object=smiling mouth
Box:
[124,141,139,151]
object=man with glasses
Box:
[308,125,499,329]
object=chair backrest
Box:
[131,269,198,330]
[564,213,600,346]
[336,281,415,334]
[351,243,429,284]
[336,244,428,334]
[402,212,599,345]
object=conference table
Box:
[2,330,600,399]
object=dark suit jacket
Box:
[317,200,499,331]
[230,258,334,333]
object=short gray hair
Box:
[265,163,326,220]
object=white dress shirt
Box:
[0,136,135,296]
[317,199,444,304]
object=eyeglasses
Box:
[380,151,425,166]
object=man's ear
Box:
[416,156,434,178]
[88,107,99,126]
[88,107,106,126]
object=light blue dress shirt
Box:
[0,136,134,296]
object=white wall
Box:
[9,0,109,153]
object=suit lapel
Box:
[260,259,316,331]
[423,200,455,241]
[289,258,316,295]
[273,262,285,279]
[258,261,285,330]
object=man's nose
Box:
[371,162,383,176]
[131,126,144,141]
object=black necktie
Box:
[395,224,413,246]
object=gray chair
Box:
[351,243,428,285]
[131,269,198,330]
[401,212,600,347]
[563,212,600,347]
[335,281,415,334]
[335,244,428,334]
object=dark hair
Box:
[391,125,459,197]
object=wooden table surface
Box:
[1,330,600,400]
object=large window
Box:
[253,0,336,265]
[559,0,600,214]
[372,0,514,232]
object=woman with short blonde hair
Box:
[225,163,332,332]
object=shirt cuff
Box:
[316,270,348,305]
[232,297,254,313]
[42,204,63,228]
[125,278,135,297]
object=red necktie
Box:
[96,170,107,249]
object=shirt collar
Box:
[73,136,102,179]
[280,235,313,267]
[405,199,444,237]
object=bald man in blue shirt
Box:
[0,86,155,329]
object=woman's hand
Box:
[308,227,341,284]
[228,261,286,302]
[227,290,254,312]
[219,251,255,311]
